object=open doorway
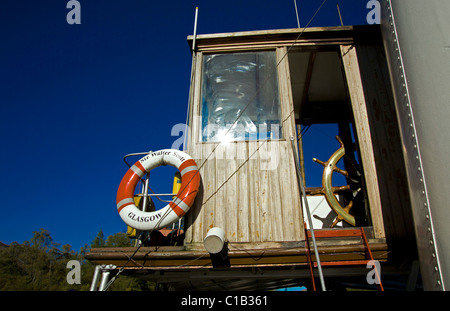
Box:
[289,47,370,229]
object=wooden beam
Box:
[277,47,305,241]
[339,45,385,239]
[85,241,388,269]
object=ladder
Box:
[304,226,384,291]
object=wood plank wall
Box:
[184,49,305,246]
[355,43,414,239]
[340,45,385,239]
[181,27,404,246]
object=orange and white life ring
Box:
[116,149,200,231]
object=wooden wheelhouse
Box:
[86,25,419,291]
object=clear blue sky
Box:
[0,0,368,251]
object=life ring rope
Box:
[116,149,200,231]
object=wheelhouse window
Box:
[201,51,281,142]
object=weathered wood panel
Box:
[355,43,414,239]
[185,49,305,245]
[186,141,304,244]
[340,45,385,239]
[188,26,355,53]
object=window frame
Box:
[198,50,283,143]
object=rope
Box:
[101,232,146,291]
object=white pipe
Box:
[290,136,326,291]
[89,265,102,291]
[294,0,301,28]
[142,173,150,212]
[99,270,111,291]
[192,7,199,52]
[336,3,343,26]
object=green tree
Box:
[0,232,79,290]
[29,228,59,251]
[0,228,156,291]
[105,232,133,247]
[91,229,105,248]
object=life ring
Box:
[116,149,200,231]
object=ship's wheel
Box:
[311,136,358,228]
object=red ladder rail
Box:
[305,227,384,291]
